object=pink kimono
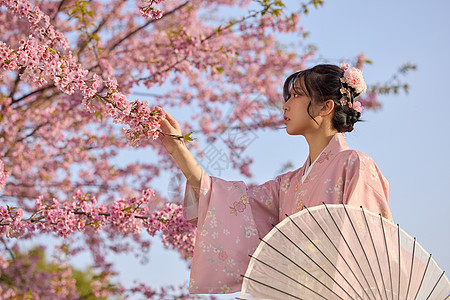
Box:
[183,133,392,294]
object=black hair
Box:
[283,64,362,132]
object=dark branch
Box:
[9,68,25,99]
[109,1,189,51]
[51,0,69,21]
[75,0,127,57]
[11,84,55,105]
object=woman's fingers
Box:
[157,109,182,137]
[162,110,181,131]
[159,118,170,131]
[156,108,187,153]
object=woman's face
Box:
[282,80,320,135]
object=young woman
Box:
[158,64,392,294]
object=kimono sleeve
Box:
[182,168,281,294]
[342,152,393,221]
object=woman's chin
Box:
[285,128,301,136]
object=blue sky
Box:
[111,0,450,297]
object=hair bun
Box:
[344,107,361,132]
[332,104,361,133]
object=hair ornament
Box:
[339,63,366,113]
[353,101,362,113]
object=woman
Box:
[158,64,392,294]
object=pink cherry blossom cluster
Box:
[145,203,196,259]
[0,243,204,299]
[0,0,168,146]
[340,63,368,95]
[352,101,363,113]
[356,53,367,70]
[139,0,165,19]
[0,188,196,257]
[0,35,97,97]
[0,247,79,299]
[359,92,382,110]
[0,0,69,49]
[0,159,7,193]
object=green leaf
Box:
[92,33,100,42]
[182,132,196,145]
[95,111,103,120]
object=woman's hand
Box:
[158,108,186,155]
[157,107,203,194]
[156,107,203,196]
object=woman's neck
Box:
[305,130,338,163]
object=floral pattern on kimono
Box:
[183,133,392,294]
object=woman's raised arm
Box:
[158,109,202,194]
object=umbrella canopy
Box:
[240,204,450,300]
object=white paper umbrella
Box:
[239,204,450,300]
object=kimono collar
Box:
[300,133,349,180]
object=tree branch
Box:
[134,3,277,82]
[109,1,189,52]
[75,0,127,57]
[11,84,56,105]
[9,68,25,99]
[51,0,69,21]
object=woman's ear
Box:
[318,99,335,117]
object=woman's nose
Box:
[283,101,289,111]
